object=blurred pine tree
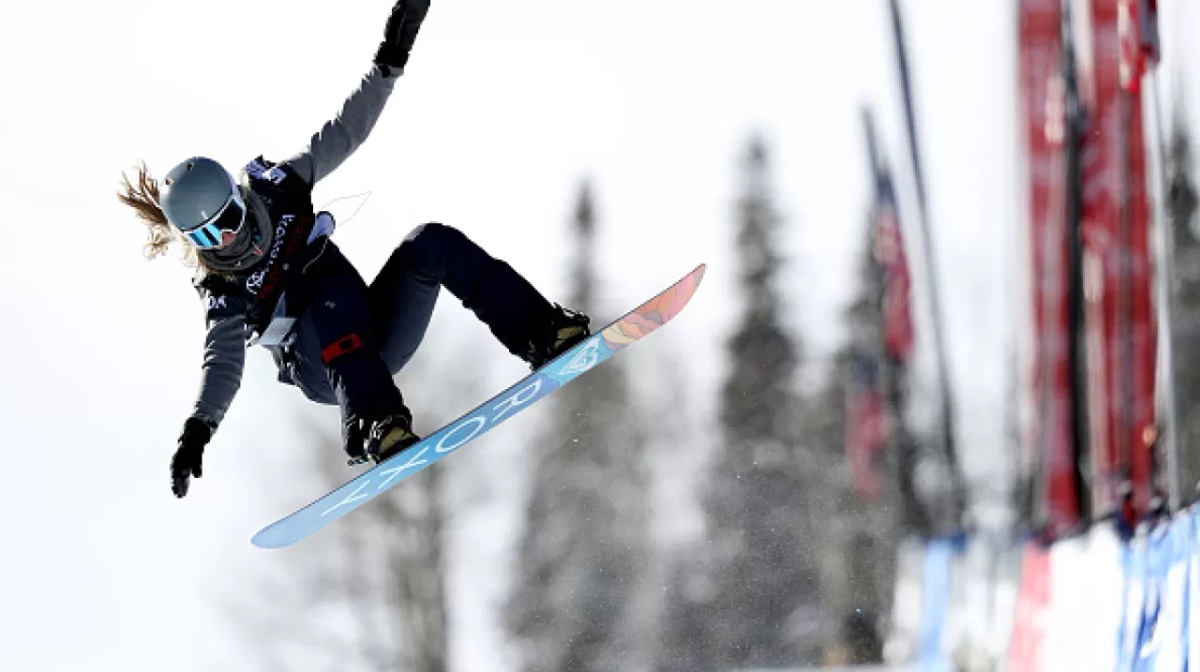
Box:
[664,135,823,670]
[505,180,656,672]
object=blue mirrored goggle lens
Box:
[183,197,246,249]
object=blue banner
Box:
[1189,509,1200,667]
[1139,516,1190,671]
[1122,531,1149,672]
[920,536,964,672]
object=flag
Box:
[846,351,888,501]
[873,169,916,363]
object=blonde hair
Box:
[117,162,200,267]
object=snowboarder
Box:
[117,0,591,499]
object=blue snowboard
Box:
[251,264,706,548]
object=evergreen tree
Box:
[506,180,654,672]
[657,554,714,672]
[687,136,823,668]
[1165,113,1200,496]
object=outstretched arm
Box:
[283,0,431,186]
[191,312,246,428]
[171,293,246,499]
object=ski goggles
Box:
[180,187,247,250]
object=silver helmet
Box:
[160,157,246,249]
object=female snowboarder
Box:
[117,0,591,498]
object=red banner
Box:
[1080,0,1158,516]
[1019,0,1079,533]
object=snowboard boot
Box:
[524,304,592,371]
[366,411,421,464]
[342,416,372,466]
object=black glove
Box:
[171,417,212,498]
[373,0,431,75]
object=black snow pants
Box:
[278,222,557,418]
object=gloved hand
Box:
[171,417,212,498]
[373,0,431,75]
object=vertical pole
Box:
[887,0,967,529]
[1062,0,1091,524]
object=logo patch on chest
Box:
[245,213,311,297]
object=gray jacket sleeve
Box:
[282,65,401,186]
[191,311,246,430]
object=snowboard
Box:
[251,263,706,549]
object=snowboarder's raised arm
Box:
[282,0,431,187]
[281,67,398,187]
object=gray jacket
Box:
[191,65,400,431]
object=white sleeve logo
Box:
[246,159,286,184]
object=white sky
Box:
[2,1,1199,670]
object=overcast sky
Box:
[2,1,1198,670]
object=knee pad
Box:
[321,332,365,365]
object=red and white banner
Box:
[1080,0,1158,517]
[1019,0,1080,534]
